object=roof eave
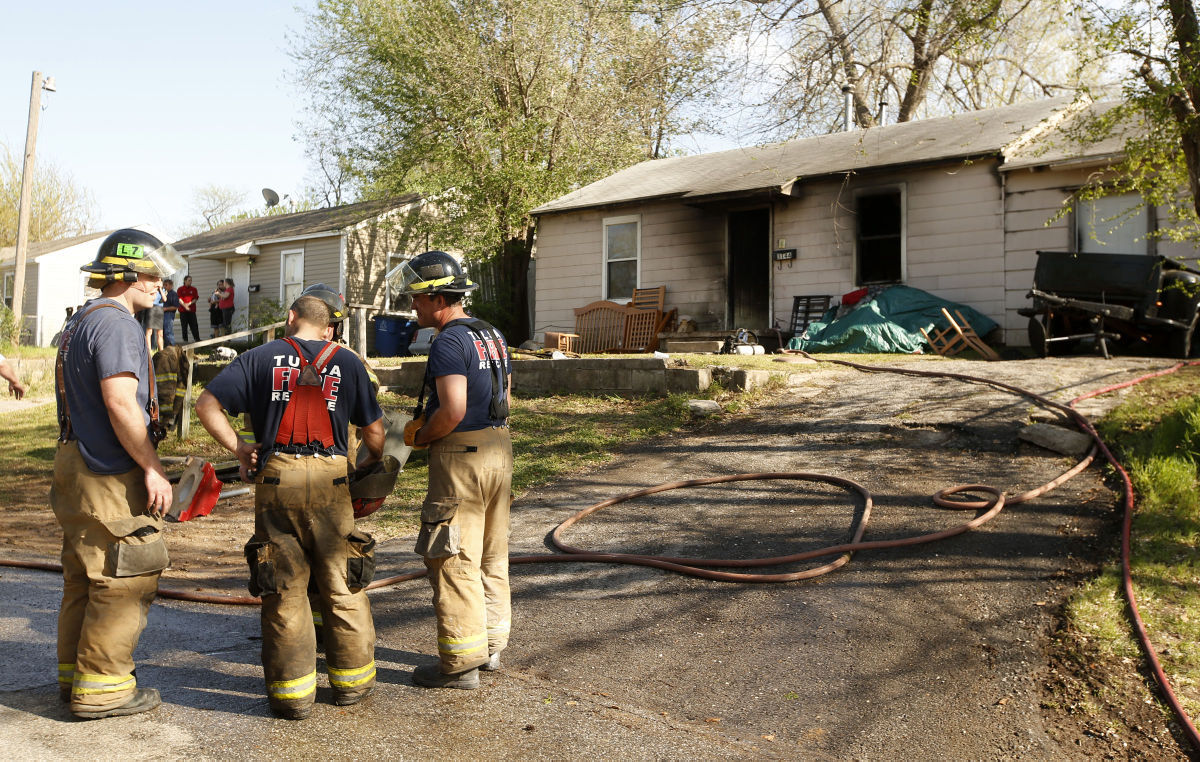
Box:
[531,191,689,217]
[1000,152,1125,173]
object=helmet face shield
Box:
[387,260,446,296]
[127,241,184,279]
[386,251,478,297]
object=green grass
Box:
[1063,368,1200,713]
[0,377,754,543]
[0,404,60,511]
[0,344,58,359]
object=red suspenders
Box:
[273,338,340,449]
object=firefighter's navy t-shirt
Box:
[423,321,511,432]
[57,298,154,474]
[205,337,383,462]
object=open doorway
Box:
[728,208,770,330]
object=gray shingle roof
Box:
[172,195,421,255]
[532,98,1078,215]
[1001,100,1127,171]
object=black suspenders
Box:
[414,318,509,423]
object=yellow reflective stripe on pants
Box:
[311,610,323,627]
[267,670,317,701]
[328,660,376,689]
[73,672,135,695]
[487,619,511,637]
[57,663,75,686]
[437,632,488,656]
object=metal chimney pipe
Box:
[843,86,854,131]
[878,100,888,127]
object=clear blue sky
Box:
[1,1,316,240]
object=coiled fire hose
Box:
[3,356,1197,747]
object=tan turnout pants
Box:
[418,427,513,673]
[51,441,167,713]
[246,454,376,714]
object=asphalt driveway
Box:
[0,355,1188,759]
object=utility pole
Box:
[11,71,54,347]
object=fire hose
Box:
[3,356,1198,747]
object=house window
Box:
[1075,194,1154,255]
[855,189,905,285]
[2,273,12,310]
[281,249,305,305]
[603,215,640,301]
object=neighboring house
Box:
[173,196,425,351]
[530,98,1200,347]
[0,230,117,346]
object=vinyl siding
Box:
[1000,165,1200,343]
[534,200,724,339]
[773,161,1007,338]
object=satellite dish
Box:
[262,188,280,207]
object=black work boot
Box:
[412,663,479,690]
[73,688,161,720]
[270,701,313,721]
[334,685,375,707]
[479,652,501,672]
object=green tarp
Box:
[787,286,998,354]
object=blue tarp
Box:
[787,286,998,354]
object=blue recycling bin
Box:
[374,315,416,356]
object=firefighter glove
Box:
[403,416,428,449]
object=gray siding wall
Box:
[536,161,1008,344]
[1001,166,1200,343]
[772,161,1006,337]
[534,201,724,339]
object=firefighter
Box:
[195,291,384,720]
[388,250,513,689]
[52,228,182,719]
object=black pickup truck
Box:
[1020,251,1200,358]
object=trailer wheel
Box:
[1027,316,1049,358]
[1171,307,1199,359]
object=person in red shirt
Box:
[218,278,235,335]
[176,275,200,343]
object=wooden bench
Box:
[573,300,676,353]
[574,301,629,354]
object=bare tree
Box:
[183,184,249,236]
[744,0,1092,136]
[1,142,97,247]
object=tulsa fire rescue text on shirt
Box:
[271,353,342,409]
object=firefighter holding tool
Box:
[195,291,385,720]
[52,229,182,719]
[386,250,513,690]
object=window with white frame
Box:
[1074,193,1154,255]
[603,215,640,301]
[2,273,12,310]
[855,187,905,285]
[281,249,305,306]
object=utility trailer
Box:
[1019,251,1200,359]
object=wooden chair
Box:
[921,307,1000,360]
[574,301,628,354]
[621,308,661,352]
[631,286,665,312]
[790,295,833,337]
